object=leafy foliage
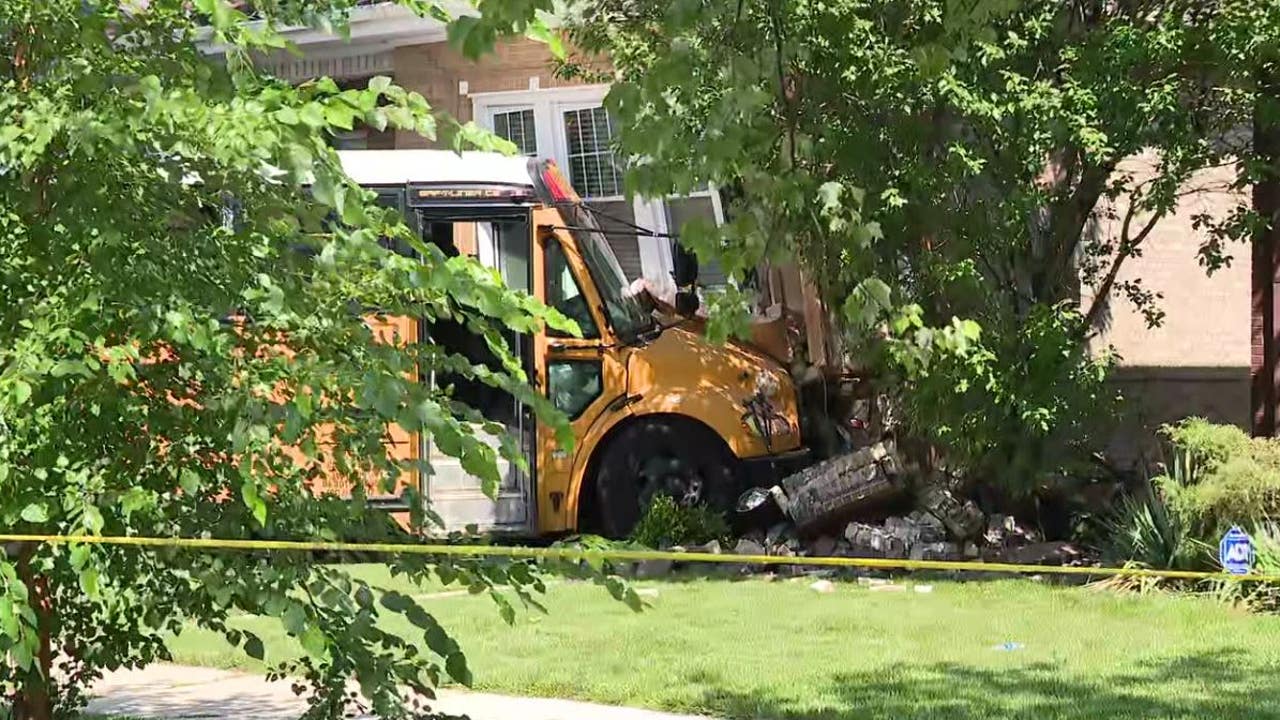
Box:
[1101,476,1201,572]
[1105,419,1280,579]
[1157,420,1280,539]
[629,494,731,550]
[0,1,618,718]
[563,0,1280,490]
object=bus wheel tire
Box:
[593,419,739,539]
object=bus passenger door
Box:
[420,213,536,534]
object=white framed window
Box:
[489,107,539,156]
[559,105,624,198]
[471,85,727,287]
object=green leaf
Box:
[120,487,155,517]
[368,75,392,94]
[83,506,105,534]
[50,360,89,378]
[79,567,101,598]
[299,625,327,658]
[11,638,33,671]
[11,380,31,406]
[299,103,326,128]
[19,504,47,523]
[244,634,265,660]
[525,20,565,59]
[69,544,90,570]
[324,104,357,131]
[241,481,267,526]
[445,651,472,686]
[274,107,299,125]
[379,590,413,613]
[180,468,201,495]
[282,603,307,635]
[490,589,516,625]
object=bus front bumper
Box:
[740,447,813,487]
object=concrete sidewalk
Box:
[87,664,713,720]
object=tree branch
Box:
[1083,198,1166,330]
[1042,160,1114,299]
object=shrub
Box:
[1156,419,1280,539]
[1168,457,1280,535]
[630,495,731,549]
[1102,476,1202,571]
[1161,417,1253,483]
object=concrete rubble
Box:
[735,440,1092,571]
[638,441,1092,580]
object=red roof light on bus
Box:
[540,161,580,203]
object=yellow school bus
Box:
[338,150,810,537]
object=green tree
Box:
[565,0,1280,490]
[0,1,621,718]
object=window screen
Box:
[563,107,623,198]
[492,108,538,156]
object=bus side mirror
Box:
[672,240,699,287]
[671,240,700,316]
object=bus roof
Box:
[336,150,537,188]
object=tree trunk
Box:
[1252,69,1280,437]
[12,545,54,720]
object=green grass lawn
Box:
[168,567,1280,719]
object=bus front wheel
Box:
[592,418,740,539]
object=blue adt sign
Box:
[1219,526,1254,575]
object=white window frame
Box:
[472,85,726,286]
[480,104,543,158]
[554,102,627,201]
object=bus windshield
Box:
[563,204,654,342]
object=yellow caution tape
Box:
[0,533,1277,583]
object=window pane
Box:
[491,108,537,156]
[545,239,599,339]
[491,221,530,294]
[666,196,727,287]
[562,107,622,197]
[548,360,603,420]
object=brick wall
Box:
[1087,154,1252,462]
[1087,156,1249,369]
[391,37,609,149]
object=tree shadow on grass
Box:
[696,648,1280,720]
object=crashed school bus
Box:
[336,150,819,538]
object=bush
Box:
[1102,476,1202,571]
[630,495,731,549]
[1157,419,1280,539]
[1161,417,1253,482]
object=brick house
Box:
[252,3,1254,460]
